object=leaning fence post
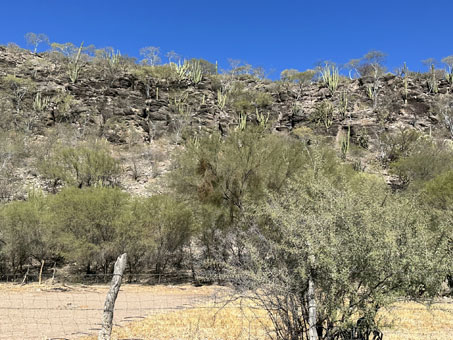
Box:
[98,253,127,340]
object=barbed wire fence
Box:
[0,268,453,339]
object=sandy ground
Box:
[0,283,221,340]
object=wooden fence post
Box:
[98,253,127,340]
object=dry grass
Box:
[81,297,453,340]
[379,300,453,340]
[4,283,451,339]
[81,299,272,340]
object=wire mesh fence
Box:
[0,272,228,340]
[0,272,453,340]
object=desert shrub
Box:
[123,195,193,274]
[235,165,446,340]
[423,170,453,210]
[377,127,422,164]
[390,137,453,187]
[38,139,121,189]
[227,82,273,114]
[187,58,217,75]
[0,192,52,274]
[311,100,334,131]
[48,186,129,274]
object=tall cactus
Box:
[68,42,84,84]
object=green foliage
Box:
[122,195,193,274]
[428,63,439,94]
[187,58,217,75]
[68,42,84,83]
[51,41,87,83]
[48,187,129,273]
[441,55,453,85]
[94,47,126,82]
[33,92,49,112]
[390,137,453,187]
[312,100,334,131]
[227,82,273,114]
[216,89,228,109]
[0,192,51,273]
[423,170,453,210]
[378,127,422,164]
[38,139,121,189]
[1,75,36,114]
[49,91,74,123]
[280,69,316,84]
[172,126,309,229]
[238,166,447,339]
[340,125,350,160]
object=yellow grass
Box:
[82,300,272,340]
[81,297,453,340]
[379,300,453,340]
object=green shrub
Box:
[38,139,121,189]
[0,192,51,273]
[48,186,129,273]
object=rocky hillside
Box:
[0,44,452,199]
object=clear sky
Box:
[1,0,452,78]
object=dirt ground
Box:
[0,283,221,340]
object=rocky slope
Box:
[0,45,451,199]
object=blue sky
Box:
[2,0,452,78]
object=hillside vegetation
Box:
[1,39,453,339]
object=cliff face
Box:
[0,45,451,198]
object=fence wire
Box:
[0,273,227,340]
[0,273,452,340]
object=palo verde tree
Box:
[171,124,308,272]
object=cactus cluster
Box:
[237,113,247,130]
[217,89,227,109]
[33,92,49,112]
[320,64,339,94]
[256,109,269,127]
[171,60,203,84]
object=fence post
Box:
[98,253,127,340]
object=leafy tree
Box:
[48,187,129,274]
[127,195,193,274]
[171,126,311,270]
[24,32,49,53]
[235,162,447,340]
[0,192,52,274]
[344,58,361,79]
[441,55,453,84]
